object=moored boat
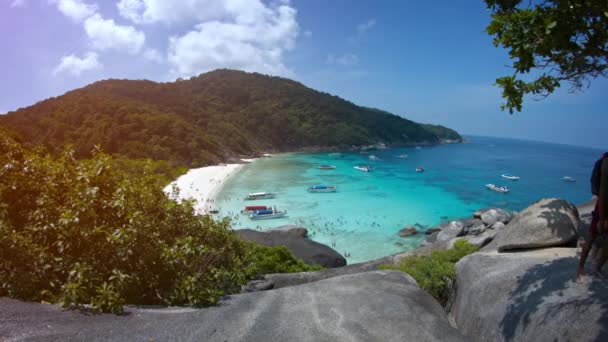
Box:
[241,205,270,214]
[318,165,337,170]
[501,174,520,181]
[416,167,425,173]
[397,154,408,159]
[486,183,510,193]
[249,208,287,220]
[369,155,379,160]
[354,165,372,172]
[307,184,338,193]
[562,176,576,182]
[244,192,277,200]
[328,152,342,158]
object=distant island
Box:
[0,69,461,167]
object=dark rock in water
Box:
[452,249,608,342]
[440,215,449,220]
[399,225,418,237]
[425,227,442,235]
[0,271,466,342]
[414,222,427,229]
[494,198,579,252]
[236,226,346,268]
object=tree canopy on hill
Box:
[485,0,608,113]
[0,70,460,167]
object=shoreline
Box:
[164,159,254,214]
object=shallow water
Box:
[216,136,603,263]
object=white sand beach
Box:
[164,163,247,214]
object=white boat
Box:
[416,167,425,173]
[249,208,287,220]
[307,184,338,193]
[354,165,372,172]
[501,174,520,181]
[244,192,277,200]
[415,146,422,150]
[397,154,409,159]
[486,184,510,193]
[562,176,576,182]
[318,165,337,170]
[369,155,379,160]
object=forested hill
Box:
[0,69,461,167]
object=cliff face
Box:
[0,69,460,166]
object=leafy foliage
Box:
[0,132,318,313]
[485,0,608,112]
[0,70,460,167]
[381,240,479,305]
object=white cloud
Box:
[52,0,98,22]
[143,48,163,63]
[84,14,145,54]
[53,52,102,76]
[10,0,27,8]
[357,18,376,33]
[117,0,277,25]
[303,30,312,37]
[326,53,359,67]
[167,1,298,77]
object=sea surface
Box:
[216,136,603,263]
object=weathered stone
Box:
[236,226,346,267]
[480,208,512,226]
[0,271,466,342]
[399,225,418,237]
[494,198,580,251]
[490,221,505,230]
[421,231,439,246]
[451,249,608,342]
[425,227,442,235]
[468,224,487,236]
[448,229,497,249]
[436,221,464,242]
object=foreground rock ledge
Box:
[0,271,465,342]
[451,249,608,342]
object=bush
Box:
[380,240,479,306]
[0,133,317,313]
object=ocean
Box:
[216,136,604,263]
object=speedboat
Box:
[354,165,372,172]
[501,174,520,181]
[397,154,409,159]
[562,176,576,182]
[318,165,337,170]
[486,184,510,193]
[369,155,379,160]
[241,205,270,214]
[244,192,277,200]
[249,208,287,220]
[416,167,425,173]
[307,184,338,193]
[415,146,422,150]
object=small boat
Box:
[354,165,372,172]
[328,152,342,158]
[262,153,273,158]
[486,184,510,193]
[249,208,287,220]
[307,184,338,193]
[244,192,277,200]
[240,205,270,214]
[397,154,409,159]
[562,176,576,182]
[369,155,379,160]
[208,209,220,214]
[416,167,425,173]
[501,174,520,181]
[318,165,337,170]
[415,146,422,150]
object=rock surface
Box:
[480,208,512,226]
[399,225,418,237]
[451,249,608,342]
[494,198,580,252]
[237,226,346,268]
[436,221,464,243]
[0,271,466,342]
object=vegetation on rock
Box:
[0,69,460,167]
[0,132,319,313]
[381,240,479,306]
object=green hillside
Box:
[0,69,461,167]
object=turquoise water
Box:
[216,136,603,263]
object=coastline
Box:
[164,160,253,214]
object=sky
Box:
[1,0,606,149]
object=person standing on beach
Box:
[577,152,608,283]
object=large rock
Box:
[451,249,608,342]
[0,271,466,342]
[495,198,580,251]
[436,221,464,242]
[447,229,497,249]
[237,226,346,268]
[480,208,512,226]
[399,225,418,237]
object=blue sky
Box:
[1,0,606,149]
